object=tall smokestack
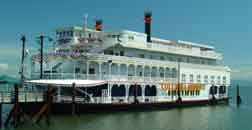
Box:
[144,11,152,42]
[95,19,103,31]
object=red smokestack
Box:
[144,11,152,42]
[95,19,103,31]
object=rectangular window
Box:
[59,32,63,38]
[70,31,73,37]
[89,68,95,74]
[201,59,205,64]
[138,54,145,58]
[63,31,66,37]
[150,55,153,59]
[182,74,186,83]
[210,76,215,84]
[107,50,114,55]
[160,56,165,60]
[217,76,221,85]
[223,76,227,85]
[189,74,194,83]
[204,75,208,84]
[120,51,124,56]
[172,69,177,78]
[160,73,164,77]
[128,36,134,40]
[56,32,60,38]
[197,75,201,83]
[75,68,80,73]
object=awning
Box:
[24,79,107,87]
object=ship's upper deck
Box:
[120,30,215,50]
[55,26,222,60]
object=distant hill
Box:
[231,80,252,87]
[0,75,20,84]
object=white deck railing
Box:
[54,96,167,104]
[0,91,44,103]
[85,53,228,71]
[31,73,177,83]
[125,41,222,60]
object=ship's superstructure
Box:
[29,13,230,105]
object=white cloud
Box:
[0,63,8,72]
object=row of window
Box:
[136,53,216,65]
[104,50,217,66]
[77,68,178,78]
[181,74,227,85]
[75,65,228,85]
[167,90,201,96]
[56,31,73,38]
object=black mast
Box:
[20,36,26,84]
[39,35,44,79]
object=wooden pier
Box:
[0,82,105,128]
[0,84,44,128]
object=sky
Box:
[0,0,251,80]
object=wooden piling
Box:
[134,84,139,104]
[34,87,55,124]
[4,84,21,128]
[210,86,216,105]
[4,108,13,128]
[177,60,182,104]
[236,85,242,105]
[13,84,19,127]
[72,83,76,115]
[0,103,2,129]
[34,104,48,123]
[177,84,182,104]
[46,86,52,125]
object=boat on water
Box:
[24,12,231,112]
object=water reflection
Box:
[16,86,252,130]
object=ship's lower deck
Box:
[24,79,229,114]
[20,97,229,114]
[49,80,228,105]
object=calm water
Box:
[16,86,252,130]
